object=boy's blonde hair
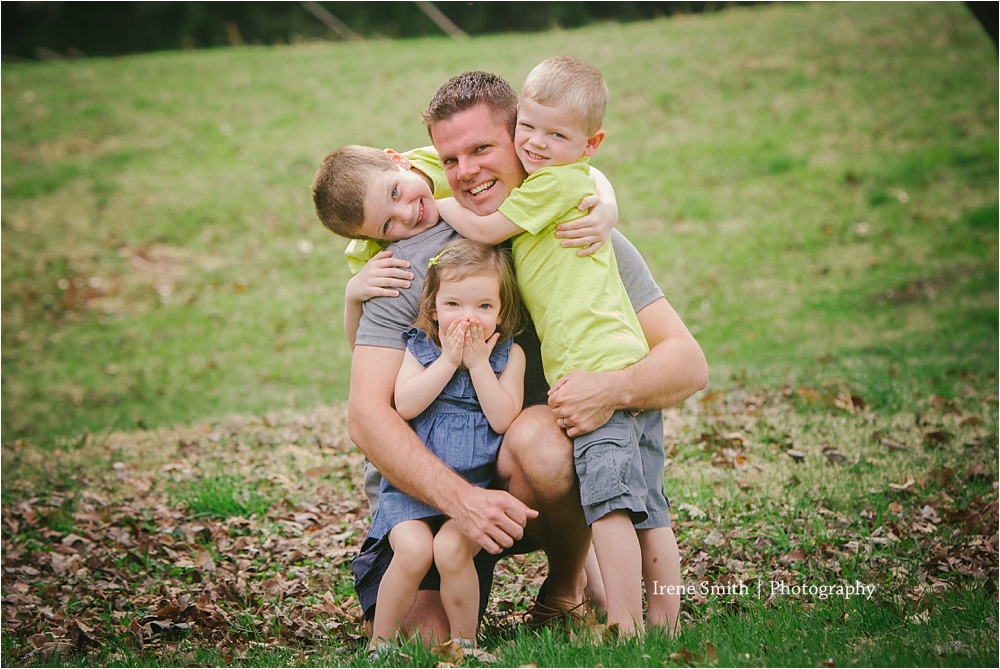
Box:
[312,145,397,239]
[414,240,525,347]
[521,56,607,136]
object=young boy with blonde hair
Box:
[437,56,680,636]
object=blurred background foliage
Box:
[2,2,996,443]
[3,1,764,60]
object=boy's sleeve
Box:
[344,239,390,274]
[403,146,452,199]
[498,170,567,236]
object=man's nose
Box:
[457,156,479,180]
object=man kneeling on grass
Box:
[322,70,708,644]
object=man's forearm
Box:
[606,333,707,411]
[344,300,363,351]
[348,346,476,515]
[615,298,708,410]
[547,298,708,436]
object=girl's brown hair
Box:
[414,239,525,346]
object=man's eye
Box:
[474,144,490,153]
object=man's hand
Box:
[548,298,710,437]
[449,486,538,554]
[547,370,618,437]
[346,250,413,302]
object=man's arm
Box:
[547,297,709,437]
[348,345,537,552]
[343,251,414,350]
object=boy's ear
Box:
[384,149,412,171]
[583,130,606,157]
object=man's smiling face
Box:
[429,104,526,217]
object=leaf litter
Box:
[2,383,997,664]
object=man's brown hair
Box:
[421,71,518,140]
[414,239,525,346]
[311,145,396,238]
[521,56,608,136]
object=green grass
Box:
[171,472,274,520]
[1,2,997,667]
[2,1,996,445]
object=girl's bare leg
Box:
[371,520,435,646]
[591,510,643,636]
[434,520,482,641]
[637,526,681,633]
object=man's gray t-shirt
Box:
[356,222,665,515]
[355,222,664,351]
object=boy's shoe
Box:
[368,642,393,662]
[522,578,589,628]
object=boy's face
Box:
[357,166,439,241]
[514,97,605,174]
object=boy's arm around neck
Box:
[437,198,523,245]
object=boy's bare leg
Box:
[583,543,608,614]
[372,521,436,645]
[496,405,590,609]
[637,527,681,633]
[434,520,482,641]
[592,510,644,636]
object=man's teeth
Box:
[470,180,496,196]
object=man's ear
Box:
[583,130,606,157]
[384,149,413,171]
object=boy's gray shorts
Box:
[573,409,671,528]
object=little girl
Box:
[367,239,526,652]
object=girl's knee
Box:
[390,529,435,576]
[433,527,475,574]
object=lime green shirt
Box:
[499,158,648,386]
[343,146,450,273]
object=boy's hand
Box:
[346,251,414,304]
[462,319,499,371]
[556,194,618,257]
[439,318,466,368]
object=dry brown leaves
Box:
[2,407,373,663]
[676,383,997,612]
[3,384,997,663]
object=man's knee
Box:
[499,406,576,500]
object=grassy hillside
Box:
[3,2,997,442]
[2,4,997,667]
